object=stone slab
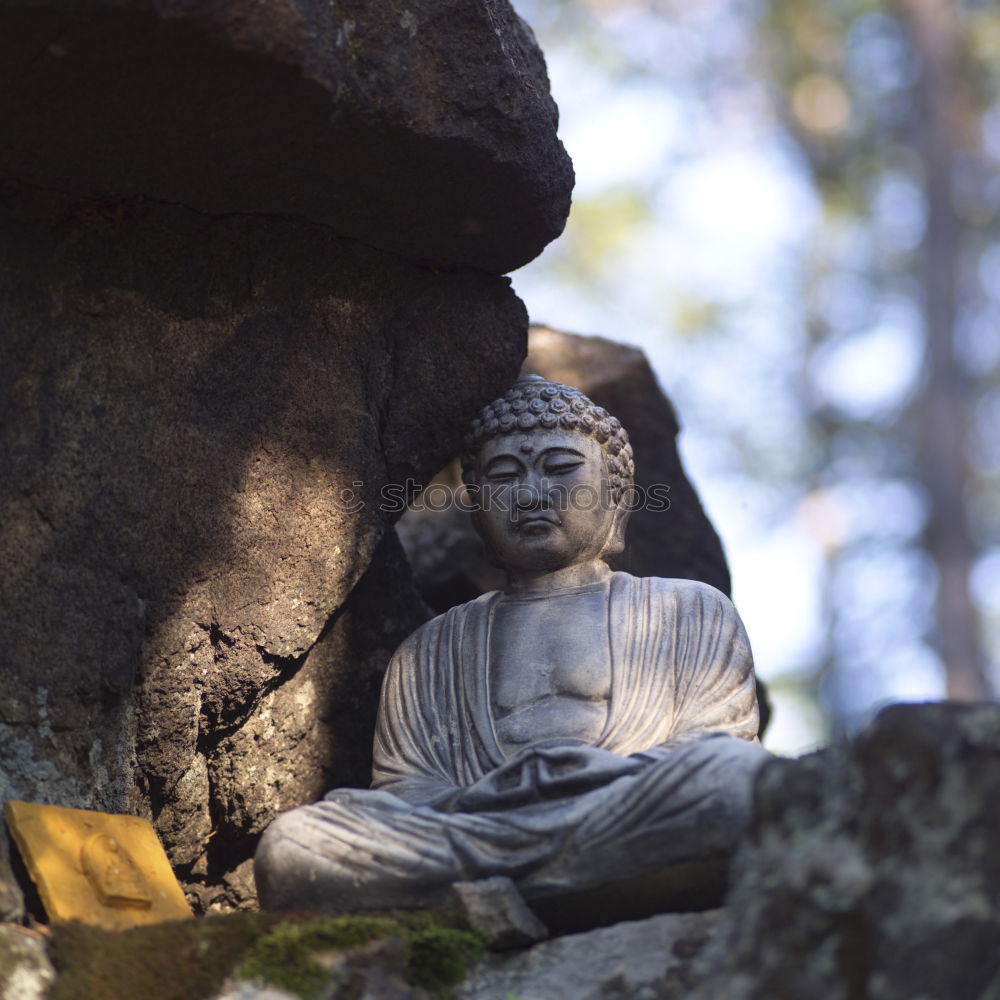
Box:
[449,877,548,951]
[4,801,191,930]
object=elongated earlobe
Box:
[601,502,631,559]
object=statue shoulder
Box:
[389,589,500,660]
[609,572,737,611]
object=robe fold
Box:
[373,573,759,798]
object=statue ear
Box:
[601,498,632,559]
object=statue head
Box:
[461,375,635,574]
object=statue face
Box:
[471,429,622,574]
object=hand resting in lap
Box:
[438,742,645,813]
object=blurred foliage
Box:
[762,0,1000,707]
[549,185,652,285]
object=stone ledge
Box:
[456,910,721,1000]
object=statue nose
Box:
[514,476,548,510]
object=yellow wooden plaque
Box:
[3,800,193,930]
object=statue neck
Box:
[504,559,611,596]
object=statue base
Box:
[525,857,728,935]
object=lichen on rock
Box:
[690,703,1000,1000]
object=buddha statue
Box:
[255,376,767,929]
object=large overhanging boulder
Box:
[0,0,573,273]
[0,194,527,908]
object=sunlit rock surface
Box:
[457,911,720,1000]
[0,926,54,1000]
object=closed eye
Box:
[544,461,584,475]
[483,461,522,482]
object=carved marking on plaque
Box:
[80,833,154,908]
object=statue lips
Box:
[516,514,561,536]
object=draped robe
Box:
[254,574,766,915]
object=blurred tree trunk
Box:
[893,0,990,698]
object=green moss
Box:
[49,912,279,1000]
[403,921,485,992]
[238,915,398,999]
[239,912,485,997]
[48,908,484,1000]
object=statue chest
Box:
[488,586,612,752]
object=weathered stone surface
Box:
[0,925,55,1000]
[0,840,22,925]
[316,936,412,1000]
[691,703,1000,1000]
[399,325,732,608]
[0,0,571,273]
[0,186,525,900]
[456,910,721,1000]
[187,532,430,911]
[449,878,548,952]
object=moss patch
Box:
[239,913,485,997]
[49,911,279,1000]
[239,915,398,999]
[48,909,485,1000]
[403,919,485,991]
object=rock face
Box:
[399,325,732,609]
[691,702,1000,1000]
[186,533,430,910]
[0,0,567,909]
[0,0,572,273]
[456,910,721,1000]
[0,188,526,902]
[0,842,22,924]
